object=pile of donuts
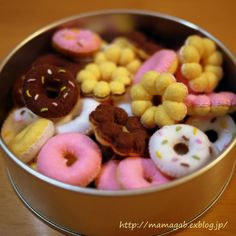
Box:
[1,27,236,190]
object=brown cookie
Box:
[89,104,149,156]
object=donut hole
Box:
[174,143,189,155]
[205,130,218,143]
[45,81,61,99]
[63,152,77,167]
[152,95,162,106]
[144,175,152,183]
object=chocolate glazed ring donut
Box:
[23,65,79,118]
[89,104,149,157]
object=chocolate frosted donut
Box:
[89,104,148,156]
[126,31,163,55]
[12,74,26,107]
[32,53,85,77]
[23,65,79,118]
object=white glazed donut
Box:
[186,115,236,154]
[117,102,133,116]
[149,124,214,178]
[1,107,38,144]
[56,98,100,134]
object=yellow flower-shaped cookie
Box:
[179,35,223,93]
[77,62,132,100]
[94,37,143,74]
[131,71,188,127]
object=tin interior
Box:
[0,10,236,194]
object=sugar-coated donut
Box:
[131,71,188,127]
[52,28,102,58]
[23,65,79,118]
[95,160,121,190]
[1,107,38,144]
[117,157,170,189]
[178,35,223,93]
[89,104,148,156]
[185,92,236,116]
[37,133,102,186]
[10,118,54,163]
[149,124,214,178]
[134,49,178,84]
[56,98,100,134]
[186,115,236,154]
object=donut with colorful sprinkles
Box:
[23,65,79,118]
[149,124,215,178]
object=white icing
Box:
[56,98,100,134]
[149,124,213,178]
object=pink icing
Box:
[96,160,120,190]
[52,28,101,54]
[210,92,236,106]
[37,133,102,186]
[185,94,210,107]
[209,93,231,106]
[196,138,202,144]
[133,49,177,84]
[117,157,170,189]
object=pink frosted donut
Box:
[37,133,102,186]
[52,28,102,58]
[185,92,236,116]
[133,49,178,84]
[95,160,121,190]
[117,157,170,189]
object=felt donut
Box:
[185,91,236,116]
[131,71,188,128]
[23,65,79,118]
[134,49,178,84]
[177,35,223,93]
[89,104,149,156]
[125,31,163,56]
[52,28,102,58]
[1,107,38,144]
[32,53,86,77]
[186,115,236,153]
[117,157,170,189]
[10,118,54,163]
[56,98,100,134]
[37,133,102,186]
[94,36,143,72]
[12,74,26,107]
[95,160,121,190]
[149,124,215,178]
[76,61,133,101]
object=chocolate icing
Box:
[90,104,148,156]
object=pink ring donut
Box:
[133,49,178,84]
[117,157,170,189]
[95,160,121,190]
[52,28,101,58]
[37,133,102,186]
